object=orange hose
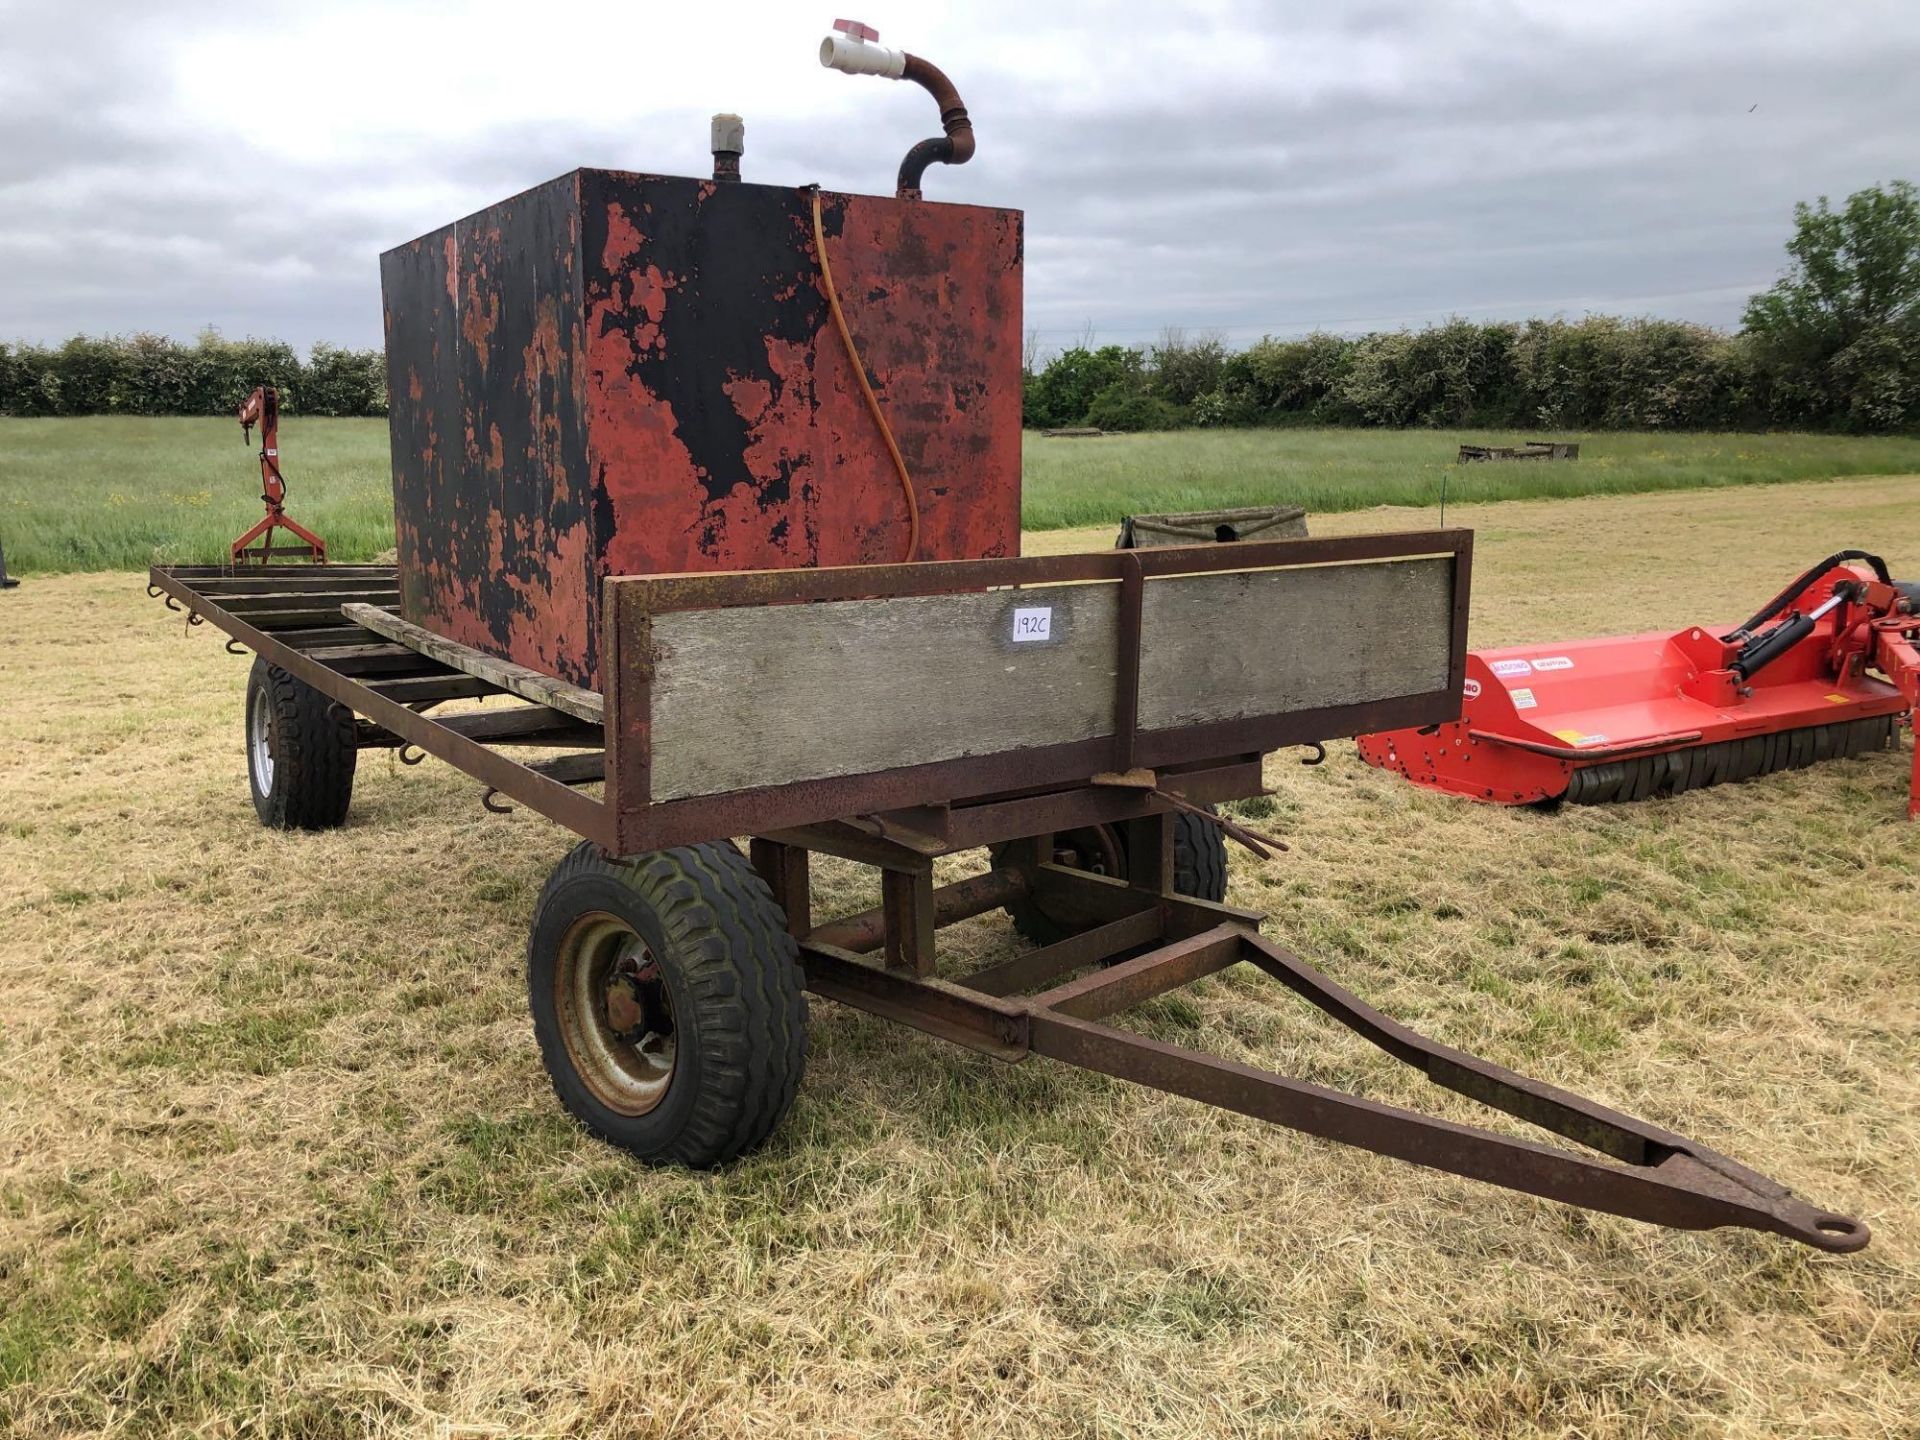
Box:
[810,186,920,563]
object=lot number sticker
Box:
[1011,607,1053,643]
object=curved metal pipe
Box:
[896,53,974,199]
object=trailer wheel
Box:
[245,658,356,830]
[990,809,1230,945]
[527,841,807,1169]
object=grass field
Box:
[5,415,1920,573]
[2,475,1917,1436]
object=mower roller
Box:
[1358,551,1920,817]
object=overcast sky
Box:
[3,0,1916,355]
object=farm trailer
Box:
[147,534,1868,1254]
[146,22,1867,1253]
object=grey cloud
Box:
[2,0,1916,352]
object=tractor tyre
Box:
[246,657,356,830]
[989,807,1230,946]
[527,840,807,1169]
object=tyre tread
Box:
[529,841,806,1169]
[248,658,355,830]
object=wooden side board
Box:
[1136,556,1454,731]
[640,549,1461,804]
[648,583,1123,801]
[602,532,1469,851]
[341,602,605,725]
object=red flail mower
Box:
[1359,551,1920,818]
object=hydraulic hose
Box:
[1734,589,1849,680]
[1726,549,1892,639]
[809,186,920,562]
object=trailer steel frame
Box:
[147,536,1869,1254]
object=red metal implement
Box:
[231,385,328,566]
[1358,556,1920,817]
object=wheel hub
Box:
[602,955,667,1042]
[555,914,679,1116]
[249,688,275,791]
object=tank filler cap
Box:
[710,113,744,182]
[820,18,907,78]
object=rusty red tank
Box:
[381,169,1023,689]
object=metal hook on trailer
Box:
[481,787,514,815]
[1297,742,1327,766]
[225,638,248,656]
[398,744,426,767]
[147,583,164,600]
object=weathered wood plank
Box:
[343,603,604,725]
[223,589,399,610]
[365,674,502,703]
[436,705,601,745]
[1136,557,1454,731]
[649,584,1121,801]
[528,752,607,786]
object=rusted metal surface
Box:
[959,908,1164,997]
[151,560,1865,1251]
[1027,923,1242,1020]
[382,171,1022,689]
[230,386,329,564]
[149,565,613,844]
[882,868,937,975]
[806,866,1029,953]
[896,52,974,199]
[793,856,1867,1253]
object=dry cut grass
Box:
[2,475,1919,1437]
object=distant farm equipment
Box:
[230,385,327,565]
[1458,441,1581,462]
[1359,550,1920,819]
[1115,505,1308,548]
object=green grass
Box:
[3,416,1918,573]
[1018,426,1920,529]
[0,416,394,574]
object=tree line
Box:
[0,330,386,417]
[4,183,1913,433]
[1026,181,1920,433]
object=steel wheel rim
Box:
[249,686,275,792]
[555,911,678,1116]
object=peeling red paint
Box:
[383,169,1022,688]
[602,201,645,271]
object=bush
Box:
[1018,179,1920,435]
[1023,344,1144,428]
[1147,330,1228,406]
[1220,332,1354,422]
[0,331,385,417]
[302,343,390,417]
[1084,384,1184,432]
